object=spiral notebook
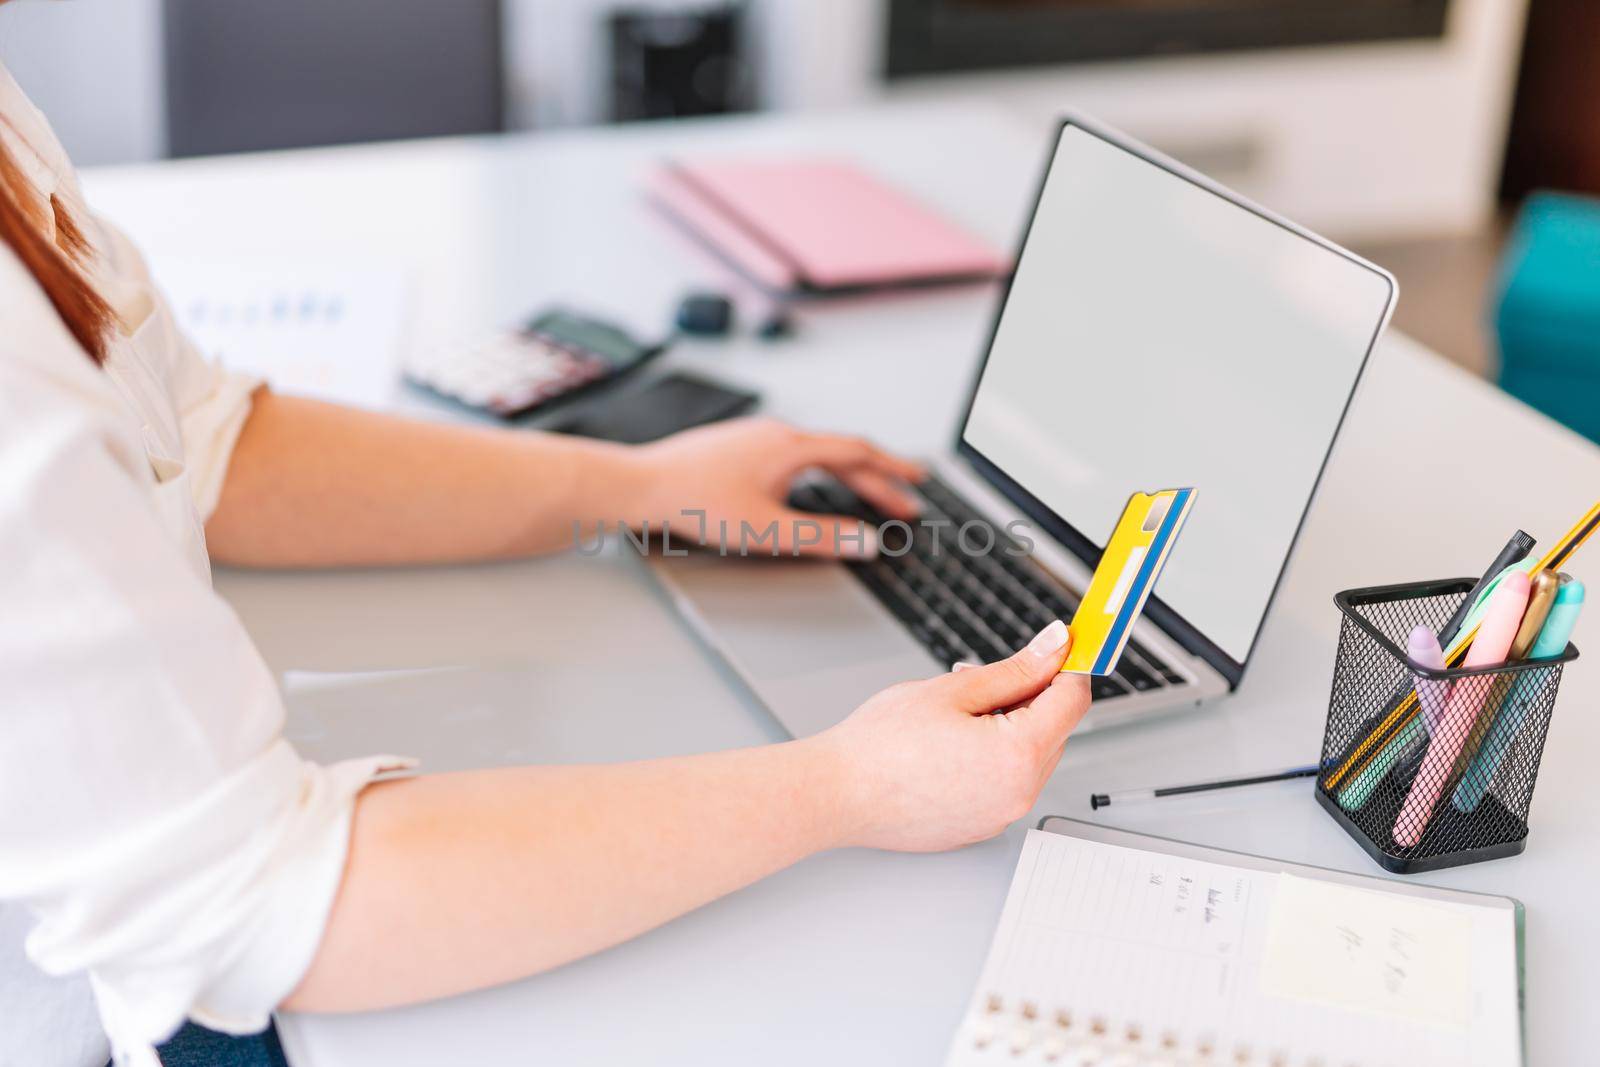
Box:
[949,819,1524,1067]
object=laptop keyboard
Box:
[787,474,1188,702]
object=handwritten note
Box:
[1259,873,1473,1028]
[947,831,1523,1067]
[947,832,1519,1066]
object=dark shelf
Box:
[884,0,1451,79]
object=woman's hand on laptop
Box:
[627,417,924,558]
[816,619,1092,852]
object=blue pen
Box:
[1453,578,1585,813]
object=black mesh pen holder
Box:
[1315,578,1578,874]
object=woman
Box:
[0,53,1090,1067]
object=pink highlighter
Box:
[1392,571,1532,847]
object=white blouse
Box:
[0,64,407,1067]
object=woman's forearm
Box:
[282,737,858,1013]
[206,391,647,567]
[283,621,1092,1015]
[207,393,927,568]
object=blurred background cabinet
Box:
[163,0,503,157]
[6,0,1600,405]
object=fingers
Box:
[768,508,880,559]
[838,468,921,520]
[951,660,1026,714]
[798,431,926,487]
[1008,671,1093,755]
[936,620,1070,714]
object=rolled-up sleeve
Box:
[170,340,260,521]
[93,215,261,522]
[0,254,409,1065]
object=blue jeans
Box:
[106,1020,290,1067]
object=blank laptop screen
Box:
[962,122,1394,665]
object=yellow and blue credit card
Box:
[1063,488,1196,676]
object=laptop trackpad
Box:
[648,552,937,733]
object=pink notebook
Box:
[648,158,1007,294]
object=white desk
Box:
[86,103,1600,1066]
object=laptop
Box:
[649,114,1397,737]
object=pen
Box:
[1335,625,1452,811]
[1379,557,1540,795]
[1439,530,1536,647]
[1442,568,1563,785]
[1454,577,1585,813]
[1325,500,1600,792]
[1324,533,1533,797]
[1090,764,1319,810]
[1392,571,1531,847]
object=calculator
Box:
[404,309,666,419]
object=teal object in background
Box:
[1495,192,1600,445]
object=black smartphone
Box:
[552,371,759,444]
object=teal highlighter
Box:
[1337,626,1450,810]
[1453,578,1584,813]
[1337,561,1537,812]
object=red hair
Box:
[0,141,113,363]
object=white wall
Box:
[2,0,1528,241]
[0,0,165,164]
[0,0,676,154]
[748,0,1529,241]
